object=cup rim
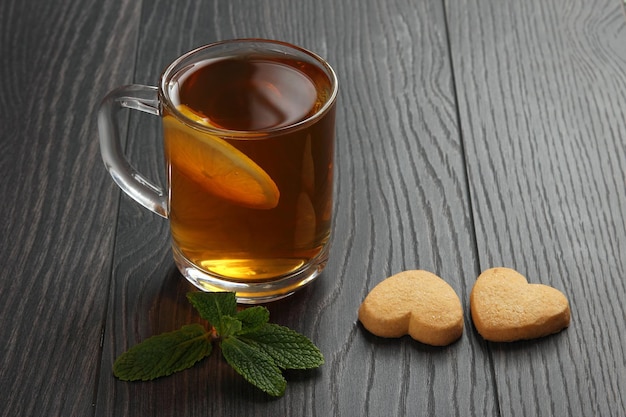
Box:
[159,38,338,139]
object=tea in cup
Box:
[98,39,338,303]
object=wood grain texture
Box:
[3,0,625,415]
[0,0,142,416]
[95,0,496,416]
[446,0,626,415]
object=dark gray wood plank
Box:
[96,0,497,416]
[447,0,626,415]
[0,0,142,416]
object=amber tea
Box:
[163,50,336,296]
[99,40,337,303]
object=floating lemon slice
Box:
[164,104,280,209]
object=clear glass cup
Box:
[98,39,338,303]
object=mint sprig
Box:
[113,292,324,397]
[113,323,212,381]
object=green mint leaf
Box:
[187,292,237,334]
[221,336,286,397]
[113,324,212,381]
[235,306,270,333]
[219,315,243,338]
[113,292,323,397]
[241,323,324,370]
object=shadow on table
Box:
[146,264,206,335]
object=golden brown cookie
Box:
[358,270,463,346]
[470,267,570,342]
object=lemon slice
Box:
[164,104,280,209]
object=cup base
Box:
[172,244,329,304]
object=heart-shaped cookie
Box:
[358,270,463,346]
[470,267,570,342]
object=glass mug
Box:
[98,39,338,303]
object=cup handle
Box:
[97,84,168,218]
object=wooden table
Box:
[2,0,625,415]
